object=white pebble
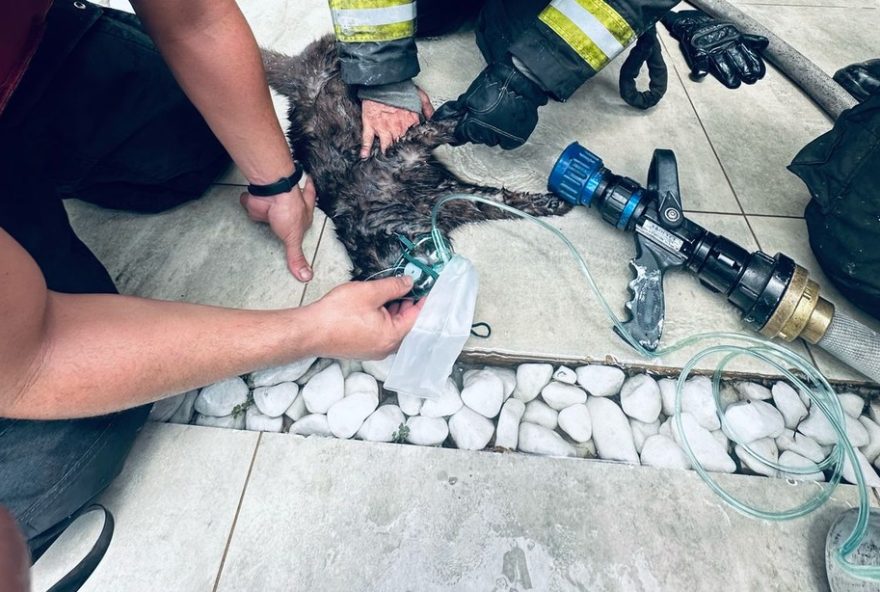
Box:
[672,412,735,473]
[846,414,869,448]
[658,416,674,439]
[779,451,825,482]
[357,405,406,442]
[842,449,880,487]
[251,357,317,387]
[284,393,307,422]
[735,438,778,477]
[328,391,379,439]
[290,414,332,437]
[420,378,463,418]
[517,423,576,457]
[495,399,525,449]
[723,400,785,444]
[253,382,299,418]
[776,429,828,464]
[194,378,249,417]
[149,391,191,422]
[449,406,495,450]
[771,382,808,429]
[630,418,660,454]
[718,385,740,410]
[658,378,678,417]
[461,370,504,418]
[575,365,624,397]
[362,353,395,382]
[344,372,379,398]
[168,390,199,424]
[338,359,363,378]
[620,374,661,423]
[513,364,553,402]
[540,382,587,411]
[483,366,517,399]
[558,404,592,443]
[735,382,772,401]
[405,416,448,446]
[195,413,245,429]
[797,388,812,410]
[522,399,558,430]
[552,366,577,385]
[712,429,730,453]
[302,363,344,414]
[587,397,639,464]
[681,376,720,431]
[640,435,691,470]
[245,406,283,432]
[838,393,865,418]
[797,409,837,446]
[859,416,880,463]
[397,393,424,416]
[294,358,333,386]
[870,402,880,424]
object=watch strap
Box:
[247,162,304,197]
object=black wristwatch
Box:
[247,161,304,197]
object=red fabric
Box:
[0,0,53,115]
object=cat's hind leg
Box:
[436,183,572,225]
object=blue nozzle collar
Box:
[548,142,605,207]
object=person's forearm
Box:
[5,292,318,420]
[130,0,293,184]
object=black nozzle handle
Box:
[647,149,683,229]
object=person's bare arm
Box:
[0,506,28,592]
[0,229,420,420]
[128,0,316,281]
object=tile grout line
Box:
[211,431,264,592]
[659,34,766,250]
[686,209,805,220]
[298,216,329,308]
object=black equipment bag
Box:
[788,94,880,321]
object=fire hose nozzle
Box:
[548,142,841,356]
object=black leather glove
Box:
[834,59,880,103]
[662,10,769,89]
[433,62,548,150]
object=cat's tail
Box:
[261,35,339,101]
[261,48,299,98]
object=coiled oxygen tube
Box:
[428,191,880,583]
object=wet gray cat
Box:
[261,35,570,280]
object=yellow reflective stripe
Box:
[334,20,415,43]
[332,3,415,27]
[576,0,635,46]
[539,5,609,71]
[329,0,411,9]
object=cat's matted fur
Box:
[261,36,571,280]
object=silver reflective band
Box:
[549,0,625,60]
[331,2,416,28]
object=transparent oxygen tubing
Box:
[429,193,879,582]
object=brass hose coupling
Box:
[759,265,835,344]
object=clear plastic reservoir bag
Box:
[384,255,479,399]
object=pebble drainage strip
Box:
[147,355,880,485]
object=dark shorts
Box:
[0,0,229,556]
